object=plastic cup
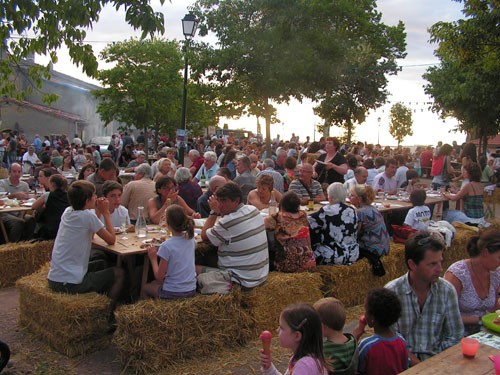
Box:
[461,338,479,358]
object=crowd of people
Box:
[1,130,499,373]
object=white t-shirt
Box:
[48,207,104,284]
[372,172,397,193]
[404,205,431,230]
[157,235,197,293]
[94,205,130,228]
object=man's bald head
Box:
[208,175,227,193]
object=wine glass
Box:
[160,212,168,235]
[120,217,128,240]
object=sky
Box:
[36,0,467,147]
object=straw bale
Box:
[0,240,53,288]
[16,263,113,357]
[113,289,254,374]
[316,242,407,308]
[240,272,324,334]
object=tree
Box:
[0,0,166,103]
[93,38,218,144]
[389,102,413,146]
[423,0,500,155]
[191,0,406,152]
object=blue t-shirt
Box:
[157,235,197,293]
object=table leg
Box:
[141,255,149,288]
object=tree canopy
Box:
[191,0,406,151]
[389,102,413,146]
[93,38,218,142]
[0,0,166,103]
[423,0,500,155]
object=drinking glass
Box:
[120,217,128,240]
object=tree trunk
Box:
[265,99,272,158]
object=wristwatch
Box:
[209,210,220,216]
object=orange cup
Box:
[461,338,479,358]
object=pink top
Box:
[262,356,328,375]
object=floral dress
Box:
[267,210,316,272]
[308,203,359,265]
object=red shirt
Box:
[420,150,433,167]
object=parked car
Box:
[89,136,112,152]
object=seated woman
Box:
[32,174,70,239]
[77,163,95,181]
[349,185,389,275]
[443,162,487,227]
[147,176,200,225]
[247,174,282,210]
[308,182,359,265]
[264,191,315,272]
[175,167,202,211]
[59,154,76,175]
[444,229,500,335]
[153,157,175,182]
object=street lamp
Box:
[179,13,198,166]
[377,117,381,145]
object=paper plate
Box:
[482,313,500,333]
[320,201,329,205]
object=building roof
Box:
[0,97,88,124]
[470,134,500,147]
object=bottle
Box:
[268,191,277,215]
[308,198,314,211]
[200,171,206,187]
[135,206,147,238]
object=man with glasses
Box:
[199,182,269,289]
[385,231,463,366]
[289,163,325,206]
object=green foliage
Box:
[192,0,406,151]
[93,38,218,138]
[0,0,166,103]
[423,0,500,153]
[389,102,413,146]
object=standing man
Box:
[372,158,398,195]
[199,183,269,289]
[385,231,463,365]
[0,163,36,241]
[288,163,326,205]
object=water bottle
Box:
[268,191,277,215]
[135,206,147,238]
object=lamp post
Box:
[377,117,381,145]
[179,13,198,166]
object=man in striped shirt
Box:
[200,182,269,289]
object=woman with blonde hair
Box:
[154,157,175,182]
[247,174,282,210]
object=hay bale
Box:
[241,272,324,334]
[114,289,254,374]
[316,242,407,308]
[16,263,113,357]
[0,240,53,288]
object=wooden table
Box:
[0,205,33,243]
[401,341,499,374]
[92,233,151,291]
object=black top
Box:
[315,152,347,184]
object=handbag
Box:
[196,270,233,294]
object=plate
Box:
[482,313,500,333]
[320,201,329,205]
[194,218,207,228]
[146,226,160,233]
[142,239,163,246]
[386,195,398,200]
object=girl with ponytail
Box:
[141,204,197,299]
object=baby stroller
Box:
[0,340,10,373]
